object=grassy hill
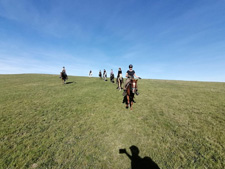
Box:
[0,74,225,169]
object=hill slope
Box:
[0,74,225,168]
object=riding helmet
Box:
[129,64,133,68]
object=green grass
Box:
[0,74,225,169]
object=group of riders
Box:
[60,64,141,97]
[97,64,141,96]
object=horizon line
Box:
[1,73,224,83]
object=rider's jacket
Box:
[127,70,135,78]
[117,70,122,77]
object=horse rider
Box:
[103,69,107,76]
[110,69,114,76]
[61,66,67,84]
[110,69,115,83]
[117,67,123,89]
[60,66,66,78]
[89,70,92,77]
[99,70,102,78]
[123,64,141,96]
[103,69,107,81]
[117,67,122,78]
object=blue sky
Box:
[0,0,225,82]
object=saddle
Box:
[125,79,134,89]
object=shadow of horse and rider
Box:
[120,145,160,169]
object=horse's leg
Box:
[126,102,129,109]
[130,94,134,110]
[120,80,122,90]
[127,95,130,108]
[125,95,129,109]
[118,80,121,91]
[130,99,133,110]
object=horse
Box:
[110,73,115,83]
[123,78,138,110]
[60,71,68,84]
[117,74,124,91]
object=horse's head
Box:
[130,79,138,93]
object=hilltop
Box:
[0,74,225,168]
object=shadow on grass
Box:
[66,81,75,84]
[119,145,160,169]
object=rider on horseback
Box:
[60,66,66,77]
[99,70,102,78]
[60,66,68,84]
[103,69,107,81]
[123,64,141,96]
[117,68,123,89]
[110,69,115,83]
[89,70,92,77]
[117,67,122,79]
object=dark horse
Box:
[123,79,138,110]
[110,73,115,83]
[60,71,68,84]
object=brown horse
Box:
[123,79,138,110]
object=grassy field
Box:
[0,74,225,169]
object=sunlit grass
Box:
[0,74,225,168]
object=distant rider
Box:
[110,69,114,76]
[117,67,122,79]
[99,70,102,78]
[61,66,67,77]
[89,70,92,77]
[103,69,107,81]
[61,66,67,84]
[117,67,123,89]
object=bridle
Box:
[130,79,137,93]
